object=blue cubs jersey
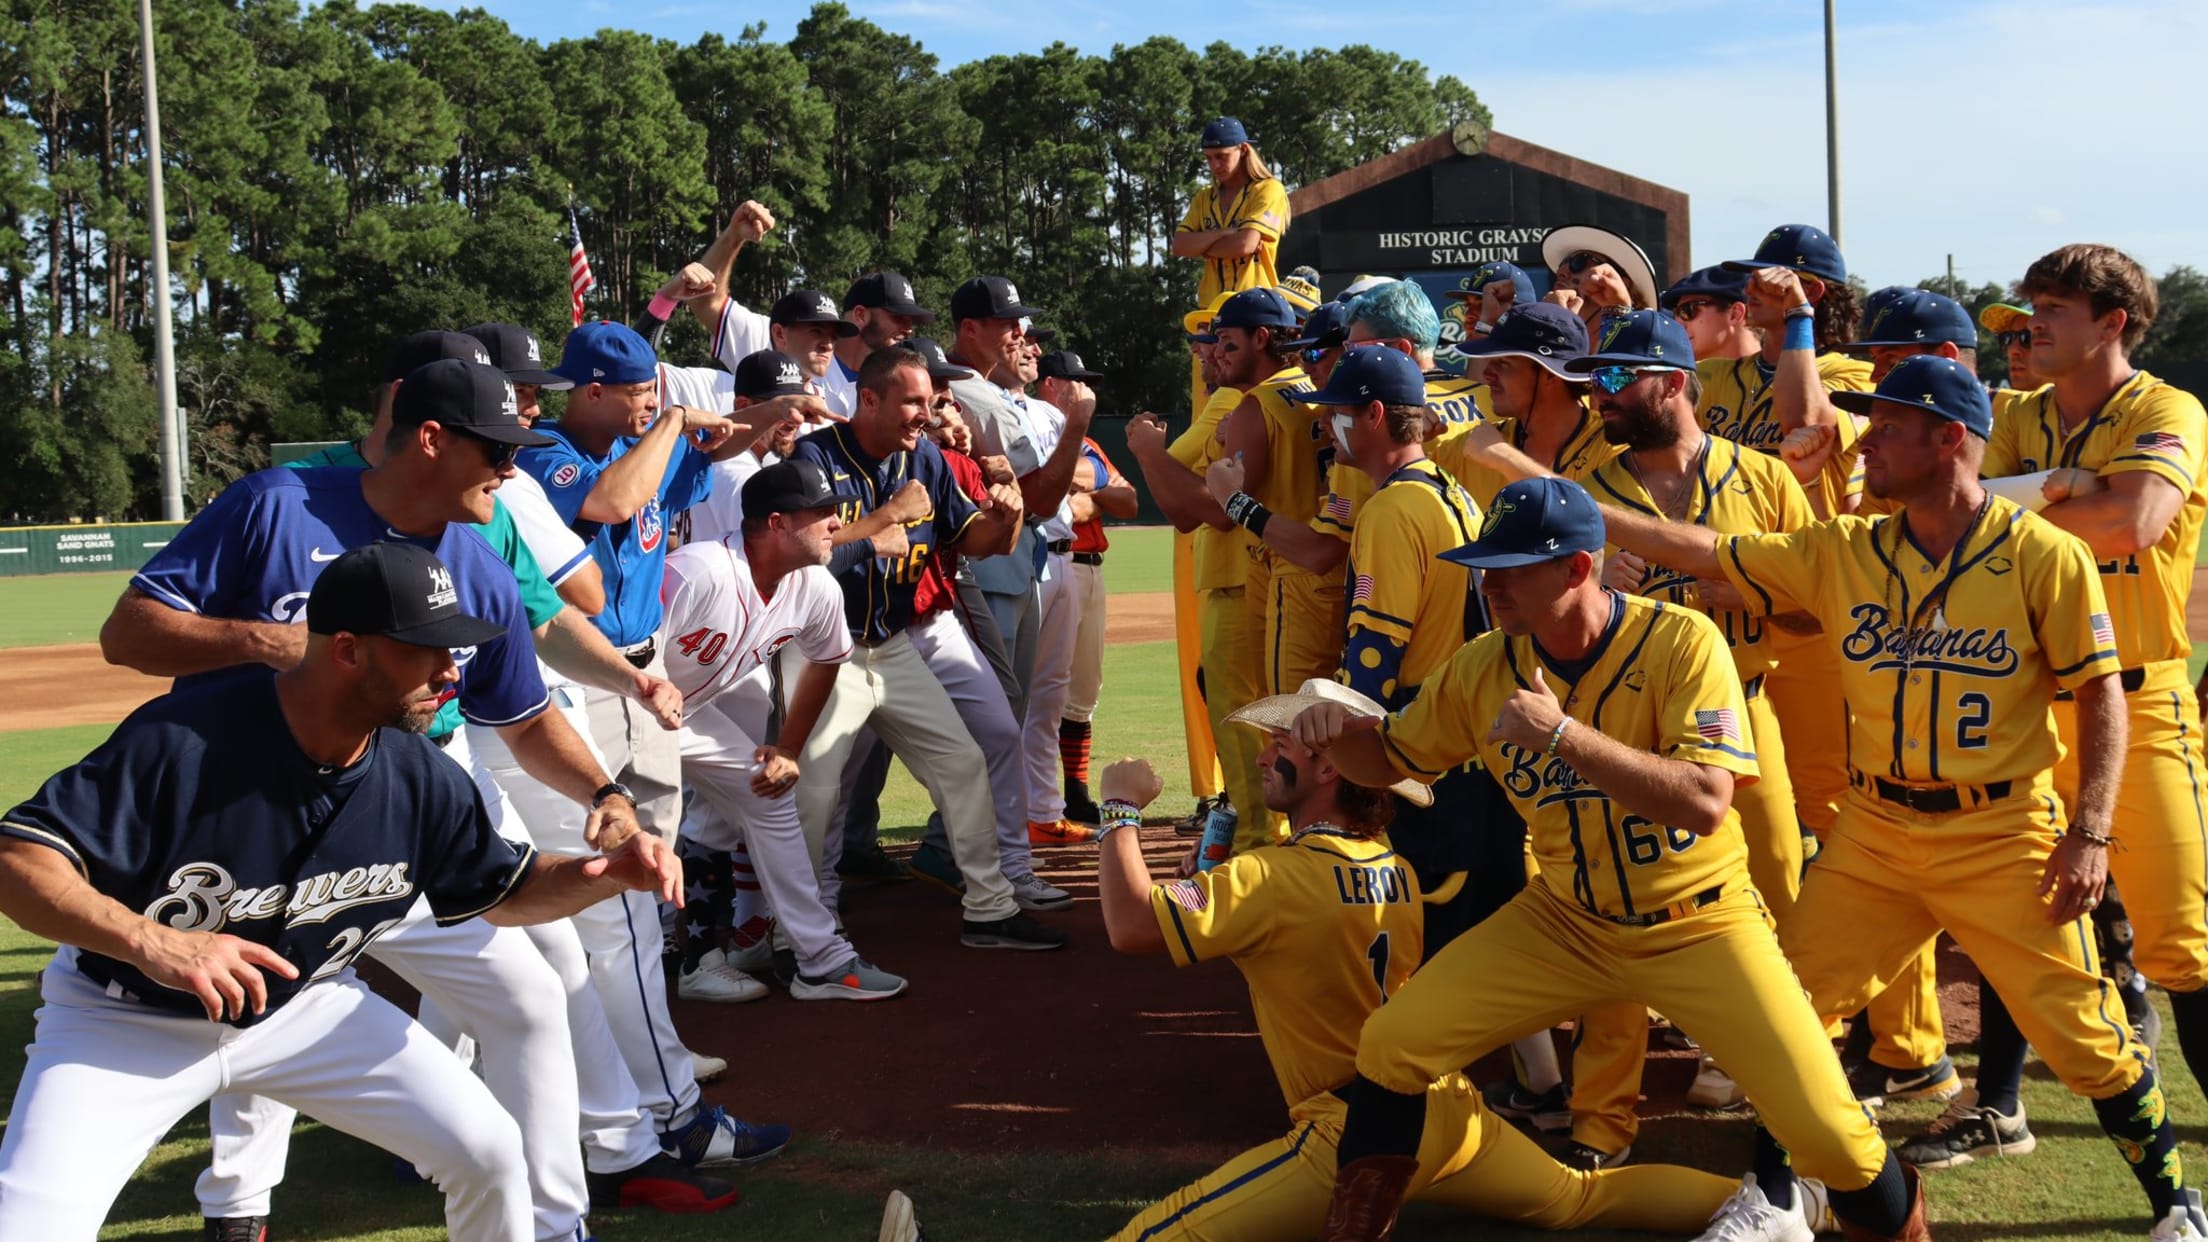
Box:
[789,424,985,643]
[518,425,715,646]
[0,676,535,1024]
[130,467,550,728]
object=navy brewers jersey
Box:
[130,467,550,728]
[789,424,985,643]
[519,424,716,646]
[0,676,535,1024]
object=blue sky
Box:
[471,0,2205,291]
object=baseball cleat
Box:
[1028,818,1096,845]
[879,1188,925,1242]
[587,1153,740,1214]
[1558,1141,1631,1171]
[1895,1090,2035,1169]
[663,1104,792,1168]
[2152,1188,2208,1241]
[1481,1079,1570,1133]
[679,949,769,1003]
[1009,872,1074,912]
[691,1051,727,1083]
[960,911,1068,950]
[791,956,908,1001]
[907,842,967,897]
[203,1217,268,1242]
[1848,1054,1961,1108]
[1687,1057,1748,1109]
[1175,796,1223,837]
[1689,1174,1814,1242]
[1064,792,1103,826]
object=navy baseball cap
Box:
[734,349,810,400]
[1284,301,1353,350]
[552,320,657,386]
[1201,117,1249,148]
[895,337,975,381]
[1440,476,1607,570]
[1724,223,1848,284]
[461,323,569,390]
[1658,266,1750,310]
[1444,260,1538,305]
[1193,287,1298,342]
[1566,309,1697,372]
[383,330,491,383]
[770,289,859,338]
[950,276,1045,322]
[1038,350,1103,381]
[1832,354,1993,439]
[392,359,557,446]
[1285,344,1426,408]
[844,272,934,321]
[742,458,858,518]
[1453,303,1588,377]
[308,543,506,649]
[1850,289,1976,352]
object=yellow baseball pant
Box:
[2051,660,2208,993]
[1358,879,1889,1193]
[1568,688,1802,1153]
[1110,1076,1734,1241]
[1780,787,2146,1101]
[1201,581,1285,852]
[1174,531,1224,800]
[1266,564,1346,697]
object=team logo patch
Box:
[2092,611,2116,649]
[1694,708,1742,745]
[1162,878,1209,913]
[637,499,665,553]
[551,462,581,488]
[1351,574,1375,607]
[2134,431,2188,460]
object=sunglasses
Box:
[1670,299,1716,321]
[1561,251,1614,276]
[1589,365,1670,395]
[454,427,521,470]
[1996,330,2033,349]
[1302,345,1340,365]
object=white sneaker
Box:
[728,936,774,974]
[680,948,768,1003]
[2153,1188,2208,1241]
[1687,1057,1747,1108]
[1692,1175,1814,1242]
[691,1051,727,1083]
[1009,872,1074,912]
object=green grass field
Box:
[1,526,2206,1239]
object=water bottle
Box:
[1197,802,1238,872]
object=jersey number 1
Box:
[1366,931,1392,999]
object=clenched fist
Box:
[880,479,933,525]
[658,262,717,304]
[1205,453,1247,507]
[1099,757,1164,810]
[728,200,776,244]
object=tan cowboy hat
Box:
[1227,678,1435,807]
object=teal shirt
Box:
[288,442,564,737]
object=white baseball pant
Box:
[587,644,683,843]
[680,670,860,977]
[1019,553,1080,824]
[199,728,590,1240]
[6,953,534,1241]
[1064,556,1107,724]
[982,578,1041,720]
[796,632,1018,924]
[905,608,1037,880]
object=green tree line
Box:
[0,0,1486,522]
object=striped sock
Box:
[1059,719,1092,784]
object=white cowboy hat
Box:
[1227,678,1435,807]
[1540,224,1660,310]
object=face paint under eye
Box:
[1271,755,1299,786]
[1330,413,1356,458]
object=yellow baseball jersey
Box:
[1246,366,1325,525]
[1980,371,2208,669]
[1151,828,1420,1109]
[1424,371,1489,429]
[1435,401,1621,508]
[1718,498,2120,788]
[1377,593,1756,920]
[1587,436,1814,682]
[1341,459,1483,704]
[1169,383,1255,591]
[1311,373,1490,542]
[1699,352,1873,516]
[1179,178,1290,308]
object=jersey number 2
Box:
[1956,692,1992,750]
[675,627,728,665]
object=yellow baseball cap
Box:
[1979,302,2031,334]
[1182,290,1237,337]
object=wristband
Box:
[1782,315,1816,352]
[2067,825,2116,849]
[647,292,680,322]
[1545,717,1573,757]
[1100,798,1142,826]
[1224,491,1272,537]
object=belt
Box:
[1071,551,1104,566]
[1741,673,1764,701]
[621,637,657,670]
[1853,769,2014,814]
[1045,539,1073,555]
[1599,885,1725,928]
[2055,666,2146,700]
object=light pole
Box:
[1824,0,1843,249]
[139,0,184,520]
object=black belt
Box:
[2055,666,2146,700]
[1854,770,2013,814]
[1599,885,1725,928]
[1072,551,1104,566]
[621,637,657,670]
[1045,539,1073,555]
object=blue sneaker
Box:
[907,842,965,897]
[663,1105,792,1168]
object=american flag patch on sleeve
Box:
[2135,431,2187,459]
[1162,878,1209,913]
[2091,612,2115,648]
[1324,493,1353,522]
[1352,574,1375,606]
[1694,708,1742,744]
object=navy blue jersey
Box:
[518,424,715,646]
[0,676,535,1024]
[130,467,549,728]
[789,424,984,642]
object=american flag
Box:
[2134,431,2187,460]
[1324,493,1353,522]
[1694,708,1742,745]
[2091,611,2116,649]
[1163,878,1209,913]
[567,205,597,327]
[1352,574,1375,606]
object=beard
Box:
[1601,389,1679,451]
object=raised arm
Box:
[684,200,776,333]
[101,588,303,677]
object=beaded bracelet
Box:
[1545,717,1573,757]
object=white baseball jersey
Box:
[499,468,592,587]
[821,357,858,420]
[658,361,736,415]
[687,451,776,548]
[660,535,852,712]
